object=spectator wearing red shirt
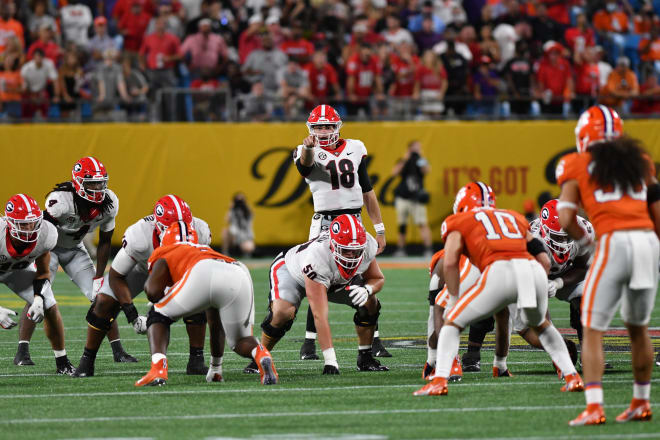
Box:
[633,5,660,36]
[639,27,660,74]
[413,49,447,117]
[113,0,156,22]
[345,42,384,116]
[303,50,341,105]
[343,20,385,63]
[564,13,595,56]
[27,24,61,65]
[538,0,570,26]
[632,71,660,114]
[238,15,263,64]
[119,0,152,56]
[572,46,600,113]
[388,42,419,116]
[181,19,228,77]
[190,70,222,121]
[279,22,314,65]
[535,44,573,114]
[139,15,181,97]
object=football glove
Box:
[27,296,44,323]
[547,278,564,298]
[206,365,224,383]
[0,306,17,329]
[132,315,148,334]
[347,284,372,307]
[322,364,340,375]
[92,277,104,300]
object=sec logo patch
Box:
[318,152,327,160]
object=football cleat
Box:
[254,345,278,385]
[461,351,480,372]
[560,373,584,392]
[372,337,392,357]
[113,350,138,363]
[413,377,448,396]
[14,345,35,366]
[422,362,435,381]
[616,399,652,423]
[569,403,606,426]
[73,355,95,378]
[135,359,168,387]
[56,356,76,376]
[300,338,319,360]
[186,354,208,375]
[243,360,259,374]
[357,352,389,371]
[493,367,513,377]
[449,355,463,382]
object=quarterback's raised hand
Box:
[303,135,315,148]
[0,306,17,329]
[322,364,340,375]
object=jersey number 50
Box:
[474,211,523,240]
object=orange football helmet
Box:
[453,181,496,214]
[574,105,623,153]
[160,221,198,246]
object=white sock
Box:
[493,355,507,371]
[585,383,603,405]
[152,353,166,364]
[374,330,380,338]
[211,356,223,367]
[18,340,29,345]
[633,382,651,400]
[537,325,576,376]
[53,349,66,358]
[434,325,460,378]
[358,345,371,350]
[305,331,317,340]
[427,348,437,366]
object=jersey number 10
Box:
[474,211,523,240]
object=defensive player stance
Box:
[294,105,389,361]
[2,194,75,374]
[414,182,583,396]
[75,195,212,377]
[253,214,387,374]
[137,222,277,386]
[557,106,660,425]
[15,157,135,365]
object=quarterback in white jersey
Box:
[292,104,389,362]
[258,215,388,375]
[74,194,213,377]
[3,194,75,374]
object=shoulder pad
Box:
[347,139,367,155]
[45,191,73,219]
[292,145,303,161]
[529,218,541,234]
[123,220,151,256]
[42,221,59,251]
[192,217,212,245]
[577,216,595,240]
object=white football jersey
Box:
[60,4,93,47]
[121,215,212,274]
[530,216,595,278]
[293,139,368,212]
[45,189,119,249]
[0,218,57,274]
[284,231,378,291]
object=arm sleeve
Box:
[293,147,314,177]
[358,156,373,193]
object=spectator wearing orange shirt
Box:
[602,56,639,114]
[535,44,573,114]
[0,1,24,53]
[593,0,630,60]
[633,4,659,36]
[639,27,660,75]
[0,54,23,118]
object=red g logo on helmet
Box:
[4,194,43,243]
[540,199,573,264]
[153,195,193,240]
[329,214,366,279]
[71,157,108,204]
[5,202,14,213]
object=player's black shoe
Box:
[56,356,76,376]
[357,351,389,371]
[372,337,392,357]
[300,338,319,360]
[186,354,207,375]
[14,344,34,366]
[564,338,578,366]
[461,351,481,372]
[113,350,138,363]
[243,360,259,374]
[73,355,95,378]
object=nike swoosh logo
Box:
[347,152,353,155]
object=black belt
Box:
[316,208,362,220]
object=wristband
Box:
[303,144,315,150]
[121,303,138,324]
[374,223,385,235]
[32,278,48,299]
[556,200,578,211]
[322,347,338,368]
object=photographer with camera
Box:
[392,140,432,258]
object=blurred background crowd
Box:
[2,0,660,122]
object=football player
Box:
[1,194,75,374]
[251,214,388,375]
[137,222,277,386]
[74,194,213,377]
[293,104,390,362]
[414,182,583,396]
[557,105,659,425]
[14,157,137,366]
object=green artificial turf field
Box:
[0,263,658,440]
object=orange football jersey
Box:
[441,208,532,272]
[556,152,654,237]
[148,242,235,285]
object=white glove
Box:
[547,278,564,298]
[347,284,373,307]
[206,365,224,383]
[92,277,104,299]
[27,296,44,323]
[0,306,17,329]
[132,315,148,334]
[442,294,459,319]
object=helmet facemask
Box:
[331,239,365,279]
[74,175,108,203]
[541,224,573,263]
[7,215,42,243]
[307,122,341,147]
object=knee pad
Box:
[569,299,582,332]
[354,300,381,327]
[398,224,407,235]
[472,316,495,333]
[260,311,292,339]
[183,312,207,325]
[86,302,113,332]
[146,306,174,328]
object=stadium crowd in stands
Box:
[1,0,660,121]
